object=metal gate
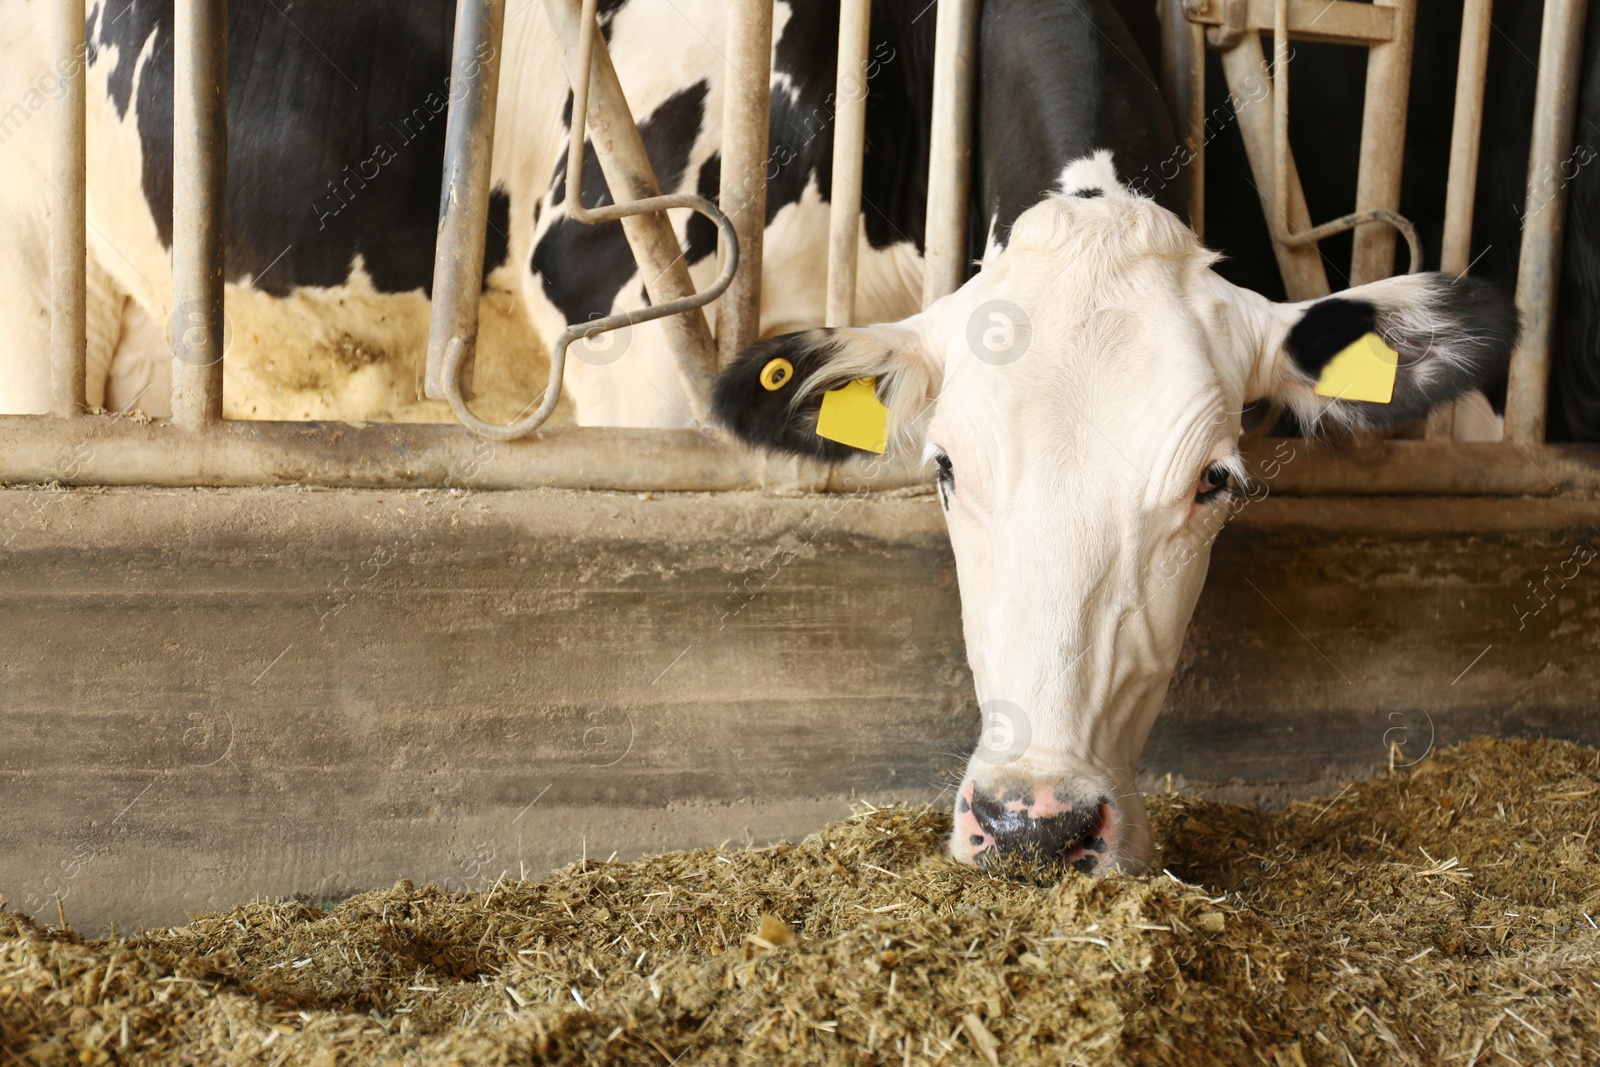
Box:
[4,0,1597,494]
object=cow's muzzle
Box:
[952,777,1119,882]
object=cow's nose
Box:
[953,778,1117,880]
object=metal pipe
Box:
[0,417,1594,494]
[1268,0,1420,284]
[826,0,871,326]
[1349,0,1416,285]
[423,0,507,402]
[538,0,721,423]
[1506,0,1590,445]
[715,0,773,365]
[922,0,979,305]
[449,0,737,439]
[170,0,228,430]
[1161,0,1206,240]
[1219,33,1329,299]
[49,0,86,418]
[1429,0,1494,441]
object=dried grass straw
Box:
[3,738,1598,1064]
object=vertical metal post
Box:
[1428,0,1494,440]
[825,0,871,327]
[715,0,773,365]
[1159,0,1205,241]
[1220,34,1329,300]
[1506,0,1590,445]
[50,0,87,417]
[1348,0,1416,285]
[424,0,507,401]
[170,0,228,429]
[922,0,979,306]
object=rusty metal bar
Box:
[1218,33,1329,299]
[714,0,773,365]
[170,0,228,429]
[1266,0,1420,287]
[49,0,86,417]
[446,0,737,439]
[524,0,724,424]
[1348,0,1416,285]
[423,0,507,403]
[826,0,871,326]
[1506,0,1590,445]
[1428,0,1495,441]
[0,416,1595,494]
[922,0,979,305]
[1160,0,1206,240]
[1187,0,1395,45]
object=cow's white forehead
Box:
[929,177,1236,501]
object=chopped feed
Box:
[3,737,1598,1066]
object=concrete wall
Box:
[1,486,1596,931]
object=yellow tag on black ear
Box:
[759,357,793,391]
[1314,332,1399,403]
[815,377,889,454]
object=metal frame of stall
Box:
[3,0,1597,496]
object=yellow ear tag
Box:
[759,357,794,391]
[1314,331,1400,403]
[815,377,889,454]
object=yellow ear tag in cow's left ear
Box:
[1314,331,1400,404]
[815,377,889,454]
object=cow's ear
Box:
[712,324,938,460]
[1264,273,1518,429]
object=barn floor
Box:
[3,737,1596,1066]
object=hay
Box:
[3,737,1597,1065]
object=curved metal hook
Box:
[445,0,739,440]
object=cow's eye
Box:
[1195,462,1234,504]
[933,449,954,506]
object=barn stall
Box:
[2,0,1598,1063]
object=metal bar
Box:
[423,0,507,402]
[1187,0,1396,45]
[1219,34,1329,299]
[1348,0,1415,285]
[826,0,871,326]
[447,0,737,439]
[1264,0,1420,285]
[714,0,773,365]
[1428,0,1494,440]
[922,0,979,306]
[50,0,86,418]
[0,418,1595,494]
[170,0,228,430]
[538,0,721,419]
[0,418,929,492]
[1506,0,1590,445]
[1160,0,1206,240]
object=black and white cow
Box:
[714,160,1517,876]
[0,0,1180,423]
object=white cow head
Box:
[712,156,1517,879]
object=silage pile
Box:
[3,737,1598,1066]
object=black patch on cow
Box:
[483,188,511,282]
[533,80,709,326]
[684,153,721,266]
[1283,298,1378,380]
[976,0,1187,253]
[84,4,100,67]
[90,0,505,296]
[765,1,933,252]
[711,330,873,462]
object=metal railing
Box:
[2,0,1597,495]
